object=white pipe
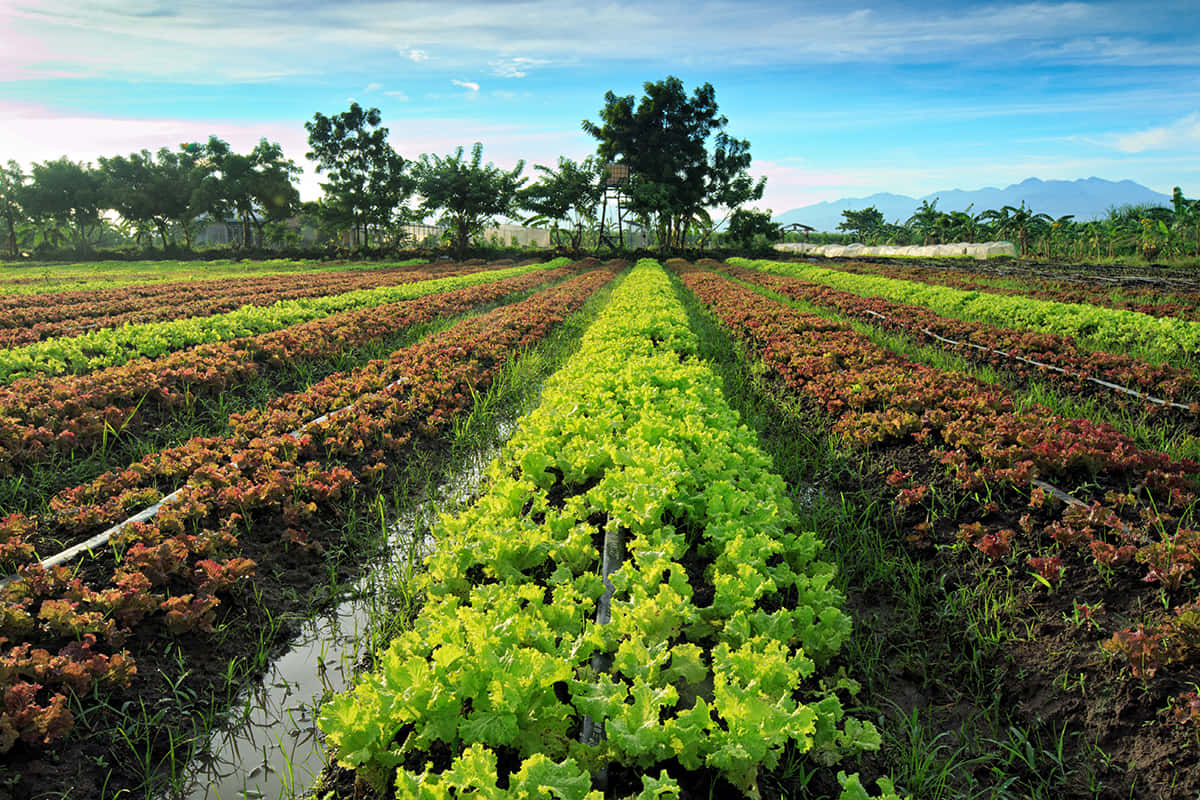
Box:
[0,376,409,590]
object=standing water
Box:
[178,422,514,800]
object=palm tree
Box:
[905,198,944,245]
[979,202,1051,257]
[1171,187,1200,259]
[945,204,981,243]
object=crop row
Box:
[730,258,1200,366]
[0,259,437,347]
[0,263,577,481]
[0,258,423,308]
[318,260,898,800]
[712,261,1199,415]
[0,259,571,383]
[0,257,366,292]
[0,267,616,759]
[825,260,1200,323]
[677,264,1200,679]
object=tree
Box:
[244,139,302,246]
[306,103,410,250]
[192,137,300,250]
[979,202,1051,257]
[411,142,525,259]
[725,207,782,248]
[905,198,945,245]
[99,147,199,250]
[0,161,26,258]
[1172,186,1200,258]
[837,206,885,243]
[518,156,602,250]
[582,76,762,252]
[700,132,767,248]
[22,158,104,252]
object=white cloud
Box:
[384,90,410,101]
[1107,113,1200,153]
[6,0,1195,84]
[363,82,382,93]
[489,57,549,78]
[452,79,480,92]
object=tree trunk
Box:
[4,209,15,258]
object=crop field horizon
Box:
[0,254,1196,800]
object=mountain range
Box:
[773,177,1173,232]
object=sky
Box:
[1,0,1199,216]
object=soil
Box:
[0,440,449,800]
[839,431,1200,799]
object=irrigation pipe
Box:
[851,309,1147,537]
[858,309,1195,411]
[0,375,410,590]
[578,523,625,789]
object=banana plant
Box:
[978,202,1051,257]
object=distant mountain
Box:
[774,177,1173,232]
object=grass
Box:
[667,262,1122,798]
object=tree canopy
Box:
[305,102,410,251]
[412,143,525,259]
[517,156,602,250]
[582,76,764,251]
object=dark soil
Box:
[0,441,448,800]
[839,431,1200,799]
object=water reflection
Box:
[180,423,512,800]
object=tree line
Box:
[833,192,1200,262]
[0,77,774,261]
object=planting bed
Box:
[713,261,1200,432]
[0,259,617,799]
[822,259,1200,321]
[316,260,896,799]
[0,262,575,511]
[676,259,1200,798]
[3,253,1200,799]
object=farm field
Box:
[0,259,424,295]
[1,255,1198,799]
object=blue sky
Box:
[2,0,1198,215]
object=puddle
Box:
[178,421,516,800]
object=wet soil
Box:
[0,443,446,800]
[840,433,1200,799]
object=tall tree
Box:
[725,207,782,248]
[305,103,410,250]
[1172,186,1200,258]
[191,137,299,249]
[99,147,199,250]
[22,158,104,251]
[0,161,26,258]
[244,139,302,246]
[980,202,1052,257]
[905,198,945,245]
[582,76,762,252]
[517,156,602,250]
[411,143,525,259]
[701,132,766,248]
